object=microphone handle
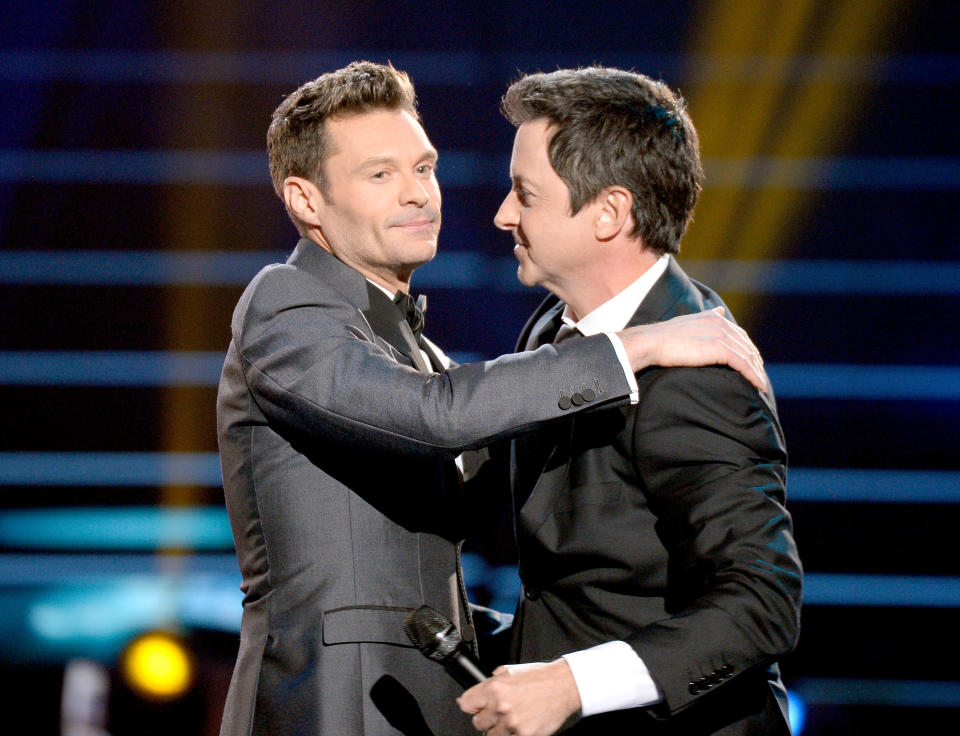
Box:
[444,647,489,688]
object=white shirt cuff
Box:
[604,333,639,404]
[562,641,662,716]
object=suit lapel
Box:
[515,294,565,351]
[360,281,423,368]
[362,284,433,373]
[286,238,431,372]
[512,296,570,511]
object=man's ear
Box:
[282,176,324,227]
[594,186,633,241]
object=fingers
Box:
[721,317,763,367]
[701,309,767,391]
[458,689,497,733]
[718,319,766,391]
[723,345,767,392]
[615,307,769,389]
[457,683,486,716]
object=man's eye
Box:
[416,164,435,175]
[516,188,530,204]
[371,170,388,180]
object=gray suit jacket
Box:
[510,257,802,735]
[216,239,634,735]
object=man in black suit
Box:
[459,68,802,735]
[217,63,770,736]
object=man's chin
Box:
[515,266,539,289]
[400,244,438,273]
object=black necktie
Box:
[393,292,427,339]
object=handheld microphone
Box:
[403,605,488,688]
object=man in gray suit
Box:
[216,62,768,736]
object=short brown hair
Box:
[267,61,418,199]
[501,67,702,255]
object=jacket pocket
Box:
[322,605,416,647]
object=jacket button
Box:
[523,587,540,601]
[570,392,584,406]
[558,395,572,410]
[688,681,700,694]
[581,388,596,402]
[719,664,734,678]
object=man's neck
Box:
[561,248,660,322]
[305,230,411,295]
[561,253,670,336]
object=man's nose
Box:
[400,175,431,206]
[494,192,518,231]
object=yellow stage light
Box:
[120,631,194,700]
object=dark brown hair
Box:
[501,67,702,255]
[267,61,418,200]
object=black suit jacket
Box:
[216,240,637,735]
[509,257,802,735]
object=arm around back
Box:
[232,263,633,455]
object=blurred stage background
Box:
[1,1,958,733]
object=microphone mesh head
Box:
[403,605,462,663]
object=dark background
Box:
[1,1,958,733]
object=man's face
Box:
[494,119,597,297]
[316,108,441,289]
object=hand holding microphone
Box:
[404,605,579,736]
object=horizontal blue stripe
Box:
[0,452,222,487]
[1,50,958,85]
[681,259,960,296]
[2,150,958,190]
[0,150,504,187]
[2,456,958,506]
[0,149,268,185]
[0,550,956,609]
[766,364,960,400]
[0,556,243,651]
[0,351,225,386]
[793,677,960,707]
[0,552,239,585]
[789,468,960,503]
[0,507,233,550]
[0,250,288,286]
[704,156,960,190]
[0,249,499,287]
[2,352,958,401]
[4,251,960,295]
[803,573,960,608]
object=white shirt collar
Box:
[367,279,396,300]
[561,254,671,336]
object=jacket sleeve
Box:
[628,365,802,714]
[230,264,632,455]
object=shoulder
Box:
[658,260,729,320]
[638,364,771,410]
[230,261,356,344]
[636,365,781,439]
[630,366,786,483]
